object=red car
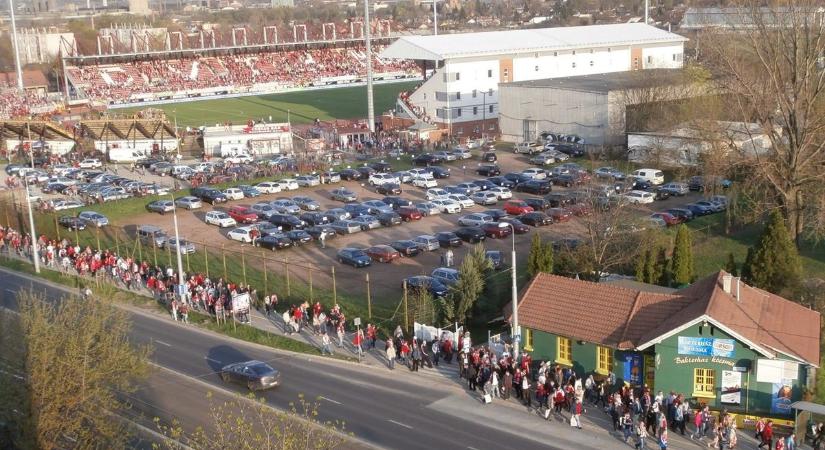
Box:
[500,217,530,234]
[365,245,401,263]
[503,200,534,216]
[546,208,572,222]
[397,206,423,222]
[228,206,259,224]
[482,222,513,239]
[651,212,683,226]
[568,203,592,217]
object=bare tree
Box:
[700,0,825,245]
[0,291,151,449]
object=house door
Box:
[644,354,656,390]
[522,119,536,142]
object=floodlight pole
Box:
[25,179,40,274]
[8,0,24,91]
[364,0,375,134]
[505,223,518,358]
[433,0,438,35]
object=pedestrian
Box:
[502,369,512,400]
[411,339,421,371]
[623,410,635,442]
[318,230,326,248]
[491,366,500,398]
[522,373,532,408]
[659,428,668,450]
[432,339,440,366]
[264,294,272,316]
[636,418,649,449]
[785,432,796,450]
[758,420,774,450]
[179,302,189,324]
[570,400,583,429]
[386,339,396,370]
[353,328,364,359]
[321,332,333,355]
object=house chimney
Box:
[735,277,741,302]
[722,274,732,294]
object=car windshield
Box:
[248,362,274,375]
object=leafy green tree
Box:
[636,248,651,283]
[527,233,543,278]
[671,224,695,286]
[656,247,672,287]
[0,291,151,449]
[539,240,555,275]
[741,247,755,284]
[725,252,739,276]
[748,210,803,295]
[452,253,486,321]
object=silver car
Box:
[351,215,382,230]
[413,235,440,252]
[175,196,203,210]
[292,196,320,211]
[271,199,301,215]
[330,188,358,203]
[146,200,175,214]
[164,237,196,254]
[220,360,281,391]
[78,211,109,227]
[330,220,362,234]
[415,202,442,216]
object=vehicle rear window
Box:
[655,172,664,177]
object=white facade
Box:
[381,24,687,128]
[95,138,179,156]
[202,123,293,157]
[16,29,76,65]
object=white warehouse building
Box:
[380,23,687,139]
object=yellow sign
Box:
[674,356,736,368]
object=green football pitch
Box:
[118,81,418,128]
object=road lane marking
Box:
[154,340,172,347]
[387,419,413,429]
[204,357,222,364]
[468,447,480,450]
[319,396,341,405]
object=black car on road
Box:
[269,214,306,231]
[339,169,362,181]
[220,360,281,391]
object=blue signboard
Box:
[624,354,642,385]
[677,337,735,358]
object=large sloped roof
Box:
[514,270,821,366]
[380,23,688,61]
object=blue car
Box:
[238,185,261,198]
[683,203,715,216]
[404,275,449,297]
[336,248,372,268]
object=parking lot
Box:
[4,147,716,309]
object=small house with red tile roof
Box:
[511,270,820,417]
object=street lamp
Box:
[164,192,186,300]
[504,223,519,357]
[24,178,40,274]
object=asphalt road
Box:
[0,268,567,450]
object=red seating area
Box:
[0,79,60,119]
[67,45,417,104]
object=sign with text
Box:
[678,336,735,358]
[721,370,742,405]
[624,354,642,385]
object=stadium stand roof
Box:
[505,69,693,92]
[380,23,687,61]
[79,119,176,141]
[0,70,48,89]
[680,6,824,30]
[0,121,74,141]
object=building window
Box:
[456,108,462,117]
[647,56,653,64]
[557,337,572,364]
[488,88,493,96]
[504,68,509,77]
[572,50,576,55]
[489,105,494,113]
[596,346,613,374]
[553,51,558,56]
[473,106,478,115]
[456,91,461,100]
[443,72,448,83]
[590,61,594,66]
[488,69,492,77]
[572,62,576,68]
[455,72,460,81]
[535,65,539,71]
[693,368,716,397]
[523,328,533,351]
[472,89,477,98]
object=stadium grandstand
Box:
[62,20,420,108]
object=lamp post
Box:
[24,178,40,274]
[166,193,186,299]
[504,223,518,357]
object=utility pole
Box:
[505,224,519,358]
[8,0,23,91]
[364,0,375,133]
[644,0,649,24]
[25,179,40,274]
[433,0,438,35]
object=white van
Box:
[632,168,665,185]
[108,148,147,163]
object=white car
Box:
[458,213,494,227]
[276,179,300,191]
[412,177,438,188]
[192,162,215,173]
[426,188,450,201]
[413,235,440,251]
[368,173,401,186]
[489,186,513,200]
[223,188,245,201]
[408,168,434,180]
[78,158,102,169]
[47,176,77,186]
[448,194,475,209]
[452,148,472,159]
[470,191,499,206]
[431,198,462,214]
[255,182,283,194]
[415,202,442,216]
[521,168,548,180]
[205,211,237,228]
[224,154,253,164]
[623,190,656,204]
[295,175,321,187]
[52,199,84,211]
[227,226,257,243]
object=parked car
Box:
[337,248,372,267]
[382,196,413,210]
[481,151,497,162]
[650,212,682,226]
[524,197,551,211]
[472,179,497,191]
[631,168,665,185]
[458,213,494,228]
[295,175,321,187]
[251,202,278,219]
[370,161,394,172]
[330,188,358,203]
[344,203,372,218]
[78,158,103,169]
[193,188,228,204]
[58,215,86,230]
[222,187,245,201]
[404,275,449,297]
[285,229,312,245]
[518,212,553,226]
[426,188,450,201]
[324,208,352,222]
[503,200,534,215]
[397,206,423,221]
[205,211,237,228]
[499,217,530,234]
[489,176,516,189]
[361,200,394,215]
[546,207,572,222]
[426,166,451,179]
[300,212,330,226]
[268,213,307,231]
[77,211,109,227]
[413,153,441,166]
[487,186,512,200]
[368,173,401,187]
[659,182,690,196]
[321,171,341,184]
[695,200,725,213]
[482,209,508,221]
[431,267,460,286]
[623,190,656,204]
[256,234,293,250]
[292,196,320,211]
[413,235,441,252]
[412,176,438,188]
[436,231,463,247]
[431,198,462,214]
[227,226,257,243]
[228,206,259,224]
[330,220,363,235]
[271,199,301,215]
[521,168,548,180]
[146,200,175,214]
[351,215,382,230]
[365,245,401,263]
[666,208,694,222]
[390,240,422,257]
[530,153,557,166]
[305,226,337,241]
[476,164,501,177]
[376,183,402,195]
[594,167,626,180]
[415,202,441,216]
[137,225,168,247]
[447,194,475,209]
[482,222,512,239]
[377,212,403,227]
[276,179,300,191]
[684,203,715,216]
[339,169,362,181]
[455,226,486,243]
[164,237,196,255]
[470,191,499,206]
[254,182,282,194]
[220,360,281,391]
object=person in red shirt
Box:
[758,420,774,449]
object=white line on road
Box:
[468,447,480,450]
[4,289,15,293]
[154,340,172,347]
[387,419,413,429]
[204,357,222,364]
[319,396,341,405]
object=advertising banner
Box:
[677,336,735,358]
[771,380,794,415]
[624,354,643,385]
[231,293,250,313]
[720,370,742,405]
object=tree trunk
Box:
[781,186,805,249]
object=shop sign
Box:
[721,370,742,405]
[677,336,735,358]
[674,356,736,368]
[624,354,642,384]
